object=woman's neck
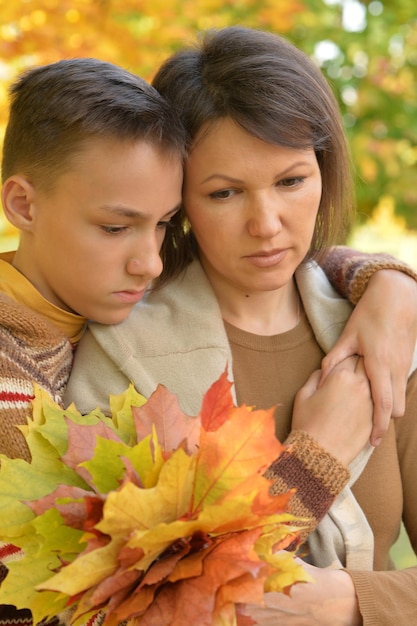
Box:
[207,272,301,336]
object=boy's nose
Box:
[126,246,163,281]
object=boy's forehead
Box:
[73,135,183,166]
[42,138,183,213]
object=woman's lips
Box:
[244,249,288,268]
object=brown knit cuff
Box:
[264,430,350,540]
[0,605,33,626]
[320,246,417,305]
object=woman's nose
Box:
[247,195,283,238]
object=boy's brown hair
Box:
[1,57,187,281]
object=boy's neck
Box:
[0,251,86,345]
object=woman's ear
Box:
[1,175,36,231]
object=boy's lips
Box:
[113,288,146,304]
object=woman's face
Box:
[183,118,322,297]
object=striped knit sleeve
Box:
[320,245,417,305]
[264,430,350,544]
[0,294,73,461]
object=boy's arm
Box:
[319,245,417,304]
[0,294,73,461]
[319,245,417,445]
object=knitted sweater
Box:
[0,293,73,461]
[319,245,417,304]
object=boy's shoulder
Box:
[0,291,73,399]
[0,254,72,347]
[0,291,70,346]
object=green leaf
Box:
[0,508,84,623]
[109,383,148,444]
[0,454,84,537]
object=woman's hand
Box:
[236,559,362,626]
[321,270,417,446]
[292,356,373,466]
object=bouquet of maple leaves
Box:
[0,372,310,626]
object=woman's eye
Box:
[209,188,236,200]
[279,177,305,188]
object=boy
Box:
[0,57,186,461]
[0,53,188,626]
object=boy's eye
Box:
[101,225,128,235]
[157,219,174,230]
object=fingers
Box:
[293,354,373,465]
[324,352,392,447]
[321,353,362,382]
[391,375,407,417]
[327,354,403,446]
[372,344,409,418]
[321,331,407,446]
[352,354,365,373]
[296,369,322,399]
[320,340,358,385]
[363,359,397,446]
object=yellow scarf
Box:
[0,251,86,345]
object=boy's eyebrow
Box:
[100,203,182,219]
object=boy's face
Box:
[13,137,183,324]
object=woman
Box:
[66,27,417,624]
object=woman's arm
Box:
[240,371,417,626]
[265,356,373,543]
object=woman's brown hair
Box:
[153,26,355,284]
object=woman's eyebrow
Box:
[201,160,313,185]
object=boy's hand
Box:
[321,270,417,446]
